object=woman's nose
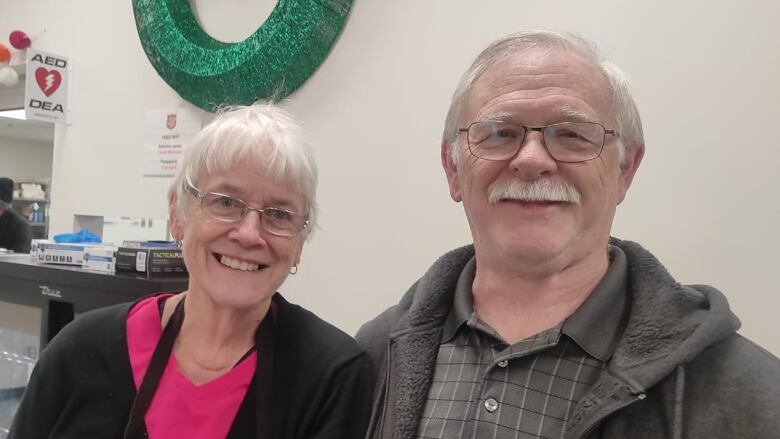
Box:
[229,210,269,247]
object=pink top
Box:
[126,295,257,439]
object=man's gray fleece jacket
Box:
[356,238,780,439]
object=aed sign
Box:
[25,49,71,125]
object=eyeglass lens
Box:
[200,193,303,236]
[467,121,606,162]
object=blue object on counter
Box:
[53,230,102,243]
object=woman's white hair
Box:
[443,30,644,166]
[168,102,318,239]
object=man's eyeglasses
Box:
[186,184,308,238]
[458,121,618,163]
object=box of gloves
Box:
[35,241,87,266]
[82,246,117,273]
[115,241,187,276]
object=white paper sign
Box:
[143,108,202,177]
[25,49,71,124]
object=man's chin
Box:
[491,227,573,259]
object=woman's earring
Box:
[289,264,298,275]
[175,240,182,248]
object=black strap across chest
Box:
[123,297,275,439]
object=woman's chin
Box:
[191,280,277,311]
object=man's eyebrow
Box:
[556,106,598,123]
[479,112,515,123]
[478,108,598,125]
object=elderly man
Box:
[0,177,32,253]
[357,31,780,439]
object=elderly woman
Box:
[10,103,373,439]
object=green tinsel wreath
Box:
[132,0,352,111]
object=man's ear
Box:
[617,143,645,204]
[168,193,184,241]
[441,141,462,202]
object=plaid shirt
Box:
[415,247,628,439]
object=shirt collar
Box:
[561,245,629,361]
[441,256,476,343]
[440,246,629,362]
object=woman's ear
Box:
[168,193,184,241]
[293,240,304,266]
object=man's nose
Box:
[508,129,558,179]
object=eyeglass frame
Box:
[457,120,619,163]
[185,183,309,238]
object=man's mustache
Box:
[488,179,581,204]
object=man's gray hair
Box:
[443,30,644,166]
[168,102,318,239]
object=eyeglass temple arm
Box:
[184,181,203,200]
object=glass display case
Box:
[0,303,37,438]
[0,254,188,436]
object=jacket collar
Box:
[388,238,740,389]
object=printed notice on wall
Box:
[143,108,202,177]
[25,49,72,125]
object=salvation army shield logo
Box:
[166,113,177,130]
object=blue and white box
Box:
[82,246,117,273]
[36,242,87,266]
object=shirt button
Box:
[497,360,508,368]
[484,398,499,413]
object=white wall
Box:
[0,136,53,182]
[2,0,779,355]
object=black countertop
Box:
[0,254,188,314]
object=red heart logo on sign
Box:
[35,68,62,97]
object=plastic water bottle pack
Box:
[0,329,38,437]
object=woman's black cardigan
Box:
[10,293,374,439]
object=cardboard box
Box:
[36,242,87,266]
[121,240,177,249]
[82,246,117,273]
[30,239,49,259]
[115,246,187,276]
